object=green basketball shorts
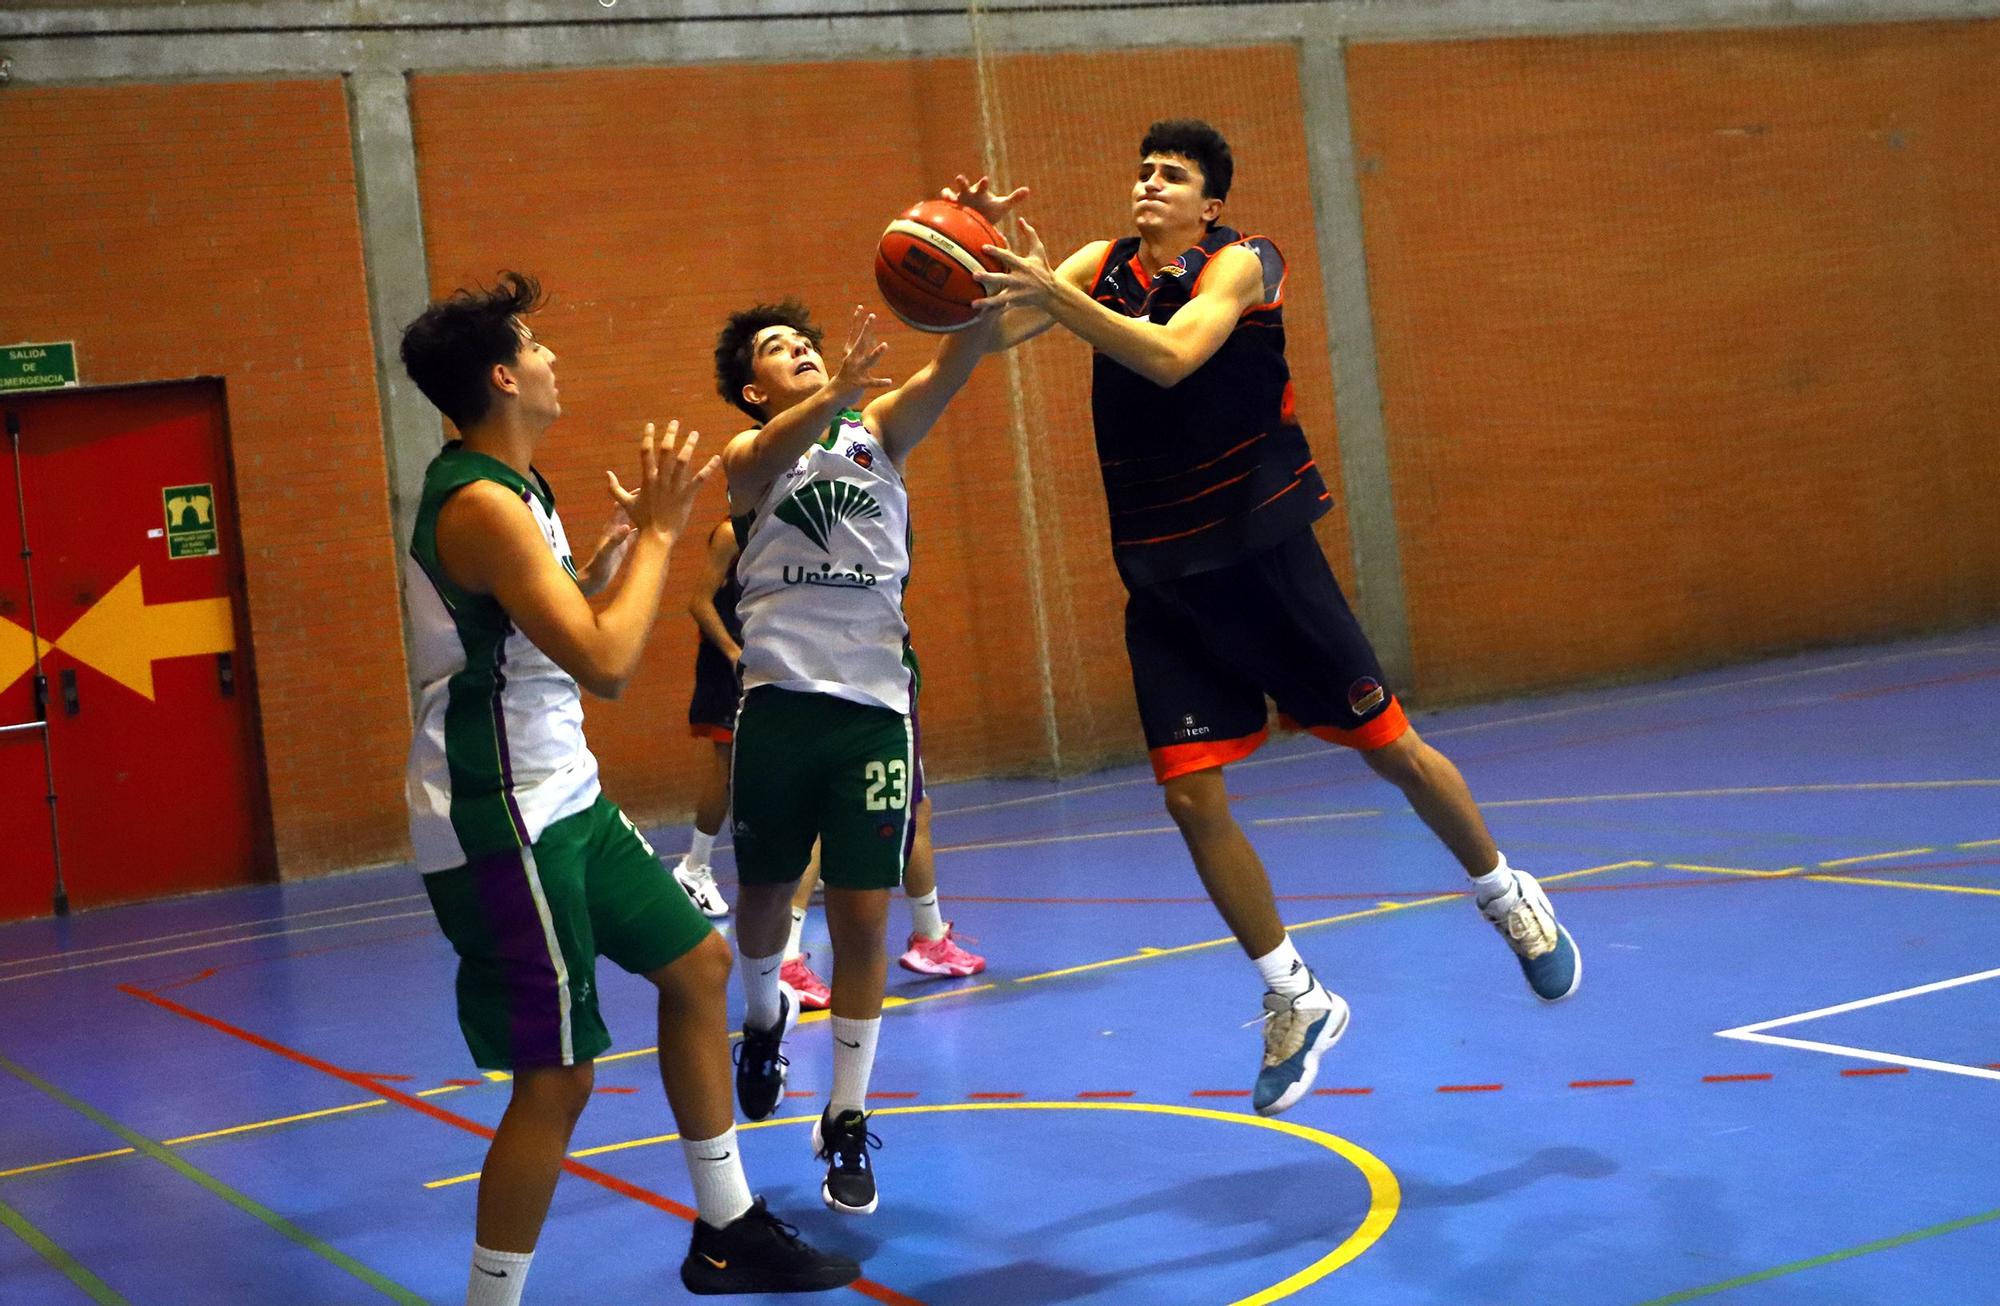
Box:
[422,795,713,1070]
[731,686,917,891]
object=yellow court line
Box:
[1818,848,1935,868]
[1,1098,393,1180]
[1959,838,2000,850]
[0,1147,136,1180]
[1666,864,1802,879]
[1804,875,2000,898]
[431,1099,1402,1304]
[1015,860,1650,984]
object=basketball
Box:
[873,199,1007,333]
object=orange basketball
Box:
[873,200,1007,333]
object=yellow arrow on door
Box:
[53,567,234,700]
[0,616,54,697]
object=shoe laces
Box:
[734,1032,789,1077]
[818,1112,881,1171]
[742,1200,804,1246]
[1250,990,1323,1067]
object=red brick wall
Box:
[410,45,1338,818]
[0,80,409,874]
[1348,21,2000,700]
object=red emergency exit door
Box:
[1,380,272,920]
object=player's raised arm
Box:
[723,306,892,505]
[979,220,1263,387]
[863,306,1004,466]
[687,519,743,665]
[437,421,715,698]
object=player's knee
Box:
[514,1062,595,1121]
[1361,730,1425,786]
[1162,776,1229,837]
[649,930,732,999]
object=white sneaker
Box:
[1477,868,1581,1002]
[671,856,729,918]
[1252,984,1349,1117]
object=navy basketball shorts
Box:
[686,640,741,742]
[1122,527,1409,783]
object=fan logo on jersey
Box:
[1348,677,1386,715]
[776,481,883,552]
[845,441,875,470]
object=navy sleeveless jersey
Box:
[1088,225,1330,587]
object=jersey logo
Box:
[845,441,875,470]
[775,481,882,553]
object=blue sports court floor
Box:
[3,628,1996,1304]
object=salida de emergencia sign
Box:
[0,343,79,393]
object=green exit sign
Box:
[1,342,79,392]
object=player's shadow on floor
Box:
[913,1160,1377,1304]
[1396,1145,1618,1209]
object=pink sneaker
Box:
[781,955,831,1010]
[898,924,986,978]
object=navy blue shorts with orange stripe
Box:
[1122,527,1407,783]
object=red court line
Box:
[443,1078,483,1087]
[1437,1084,1504,1093]
[1570,1079,1634,1089]
[784,1090,818,1098]
[117,984,924,1306]
[1841,1066,1910,1077]
[1837,666,2000,700]
[158,968,220,991]
[968,1092,1024,1100]
[866,1092,919,1100]
[1077,1090,1136,1099]
[1704,1073,1773,1083]
[594,1087,638,1095]
[1190,1089,1251,1098]
[1313,1087,1373,1096]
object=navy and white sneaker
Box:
[1253,985,1350,1117]
[734,981,799,1121]
[1478,868,1581,1001]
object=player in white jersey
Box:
[713,256,1016,1215]
[399,273,858,1300]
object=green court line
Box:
[0,1194,130,1305]
[1637,1205,2000,1303]
[0,1050,425,1305]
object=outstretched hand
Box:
[576,505,635,594]
[605,420,719,547]
[829,305,895,407]
[974,217,1058,311]
[942,173,1030,226]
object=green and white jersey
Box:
[405,445,601,873]
[735,409,915,714]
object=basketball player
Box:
[969,122,1581,1115]
[398,273,858,1300]
[671,521,987,1002]
[713,291,1001,1216]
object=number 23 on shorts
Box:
[863,760,908,811]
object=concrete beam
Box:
[1300,31,1413,694]
[4,1,1999,84]
[346,61,437,705]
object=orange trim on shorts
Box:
[1149,726,1270,784]
[689,723,734,743]
[1304,697,1409,752]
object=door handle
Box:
[32,672,47,721]
[217,651,235,698]
[60,668,78,716]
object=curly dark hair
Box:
[1141,119,1233,229]
[399,271,546,432]
[713,298,823,421]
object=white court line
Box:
[1716,966,2000,1083]
[923,638,2000,820]
[0,910,436,984]
[0,893,428,969]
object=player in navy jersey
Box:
[972,121,1581,1116]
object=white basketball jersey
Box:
[735,409,914,714]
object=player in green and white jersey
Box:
[713,264,1014,1216]
[399,273,858,1301]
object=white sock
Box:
[906,888,945,942]
[681,1127,754,1228]
[1470,852,1513,905]
[829,1016,880,1116]
[1252,935,1314,1000]
[687,828,716,871]
[467,1244,533,1306]
[784,907,808,962]
[741,950,783,1030]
